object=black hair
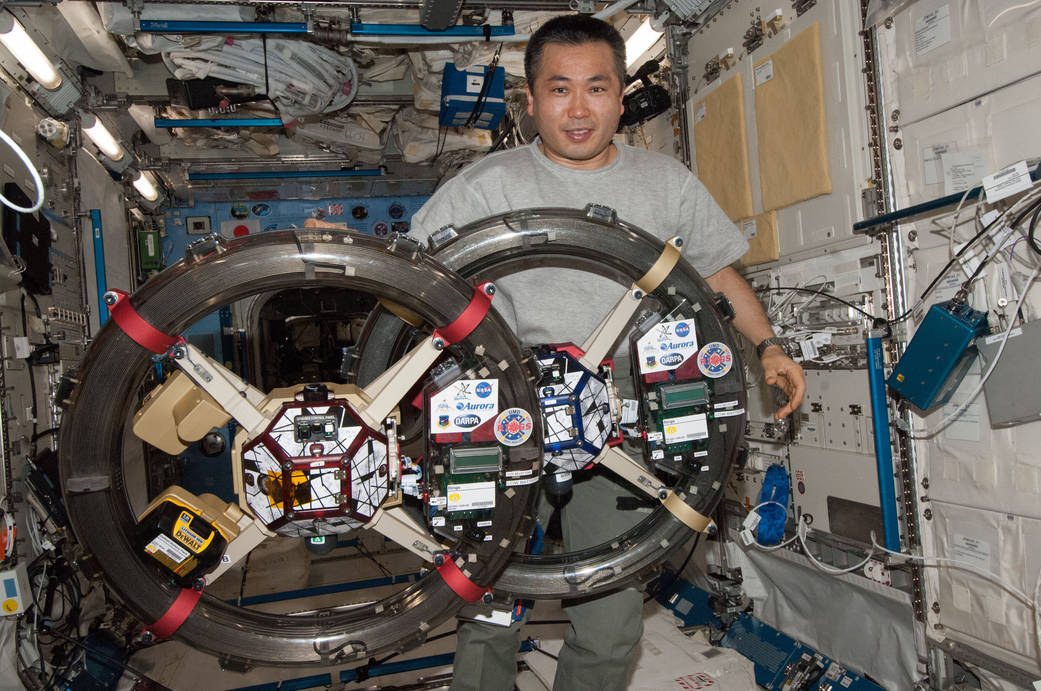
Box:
[524,14,627,91]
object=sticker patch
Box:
[494,408,534,447]
[697,342,733,378]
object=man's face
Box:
[526,41,624,170]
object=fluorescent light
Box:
[625,19,663,69]
[81,113,125,161]
[132,170,159,202]
[0,13,61,90]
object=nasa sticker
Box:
[494,408,533,447]
[697,342,733,378]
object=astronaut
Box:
[411,14,806,691]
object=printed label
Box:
[694,102,707,124]
[754,60,774,86]
[951,533,992,571]
[466,74,484,93]
[714,408,745,418]
[923,143,951,186]
[697,342,734,378]
[145,533,190,564]
[662,413,709,445]
[942,150,988,195]
[741,219,757,239]
[447,481,496,512]
[915,4,952,56]
[430,379,499,433]
[638,320,700,373]
[983,161,1033,204]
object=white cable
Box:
[870,534,1035,606]
[797,521,877,575]
[988,0,1041,27]
[907,261,1041,439]
[744,501,799,551]
[349,33,531,45]
[0,128,44,213]
[945,188,975,261]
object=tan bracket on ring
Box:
[634,237,683,295]
[661,490,714,533]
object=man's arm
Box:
[704,265,806,420]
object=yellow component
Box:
[2,599,17,613]
[173,510,214,553]
[896,373,905,382]
[133,371,232,455]
[379,298,425,327]
[138,486,245,543]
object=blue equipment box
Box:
[439,62,506,130]
[887,300,989,411]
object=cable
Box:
[754,286,880,321]
[0,128,44,214]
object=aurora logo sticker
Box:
[697,342,733,378]
[494,408,533,447]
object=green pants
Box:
[449,468,648,691]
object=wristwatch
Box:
[755,336,790,359]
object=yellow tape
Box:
[634,238,682,294]
[661,491,713,533]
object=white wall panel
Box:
[685,0,873,258]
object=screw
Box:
[483,283,496,296]
[433,552,446,567]
[141,631,155,644]
[891,109,900,122]
[885,17,894,28]
[102,291,118,306]
[283,461,293,470]
[481,591,493,604]
[923,508,933,520]
[657,488,669,500]
[432,337,446,351]
[931,602,940,613]
[193,577,205,591]
[893,138,903,150]
[632,289,645,300]
[287,510,295,519]
[674,237,684,247]
[907,230,917,242]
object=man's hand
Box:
[760,346,806,420]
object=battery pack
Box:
[135,487,242,584]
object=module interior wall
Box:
[684,0,873,259]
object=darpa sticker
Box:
[430,379,499,433]
[697,342,733,378]
[494,408,533,447]
[637,320,699,373]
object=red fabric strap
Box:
[433,282,493,346]
[436,557,491,603]
[106,289,180,354]
[146,586,202,639]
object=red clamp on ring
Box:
[432,282,495,347]
[144,586,203,640]
[436,554,492,603]
[105,289,180,354]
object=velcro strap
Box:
[437,557,491,603]
[661,490,713,533]
[106,289,180,354]
[432,281,494,346]
[634,238,682,295]
[145,586,202,639]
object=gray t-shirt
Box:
[411,140,748,346]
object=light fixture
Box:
[81,113,125,162]
[0,13,61,90]
[130,169,159,202]
[625,18,664,69]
